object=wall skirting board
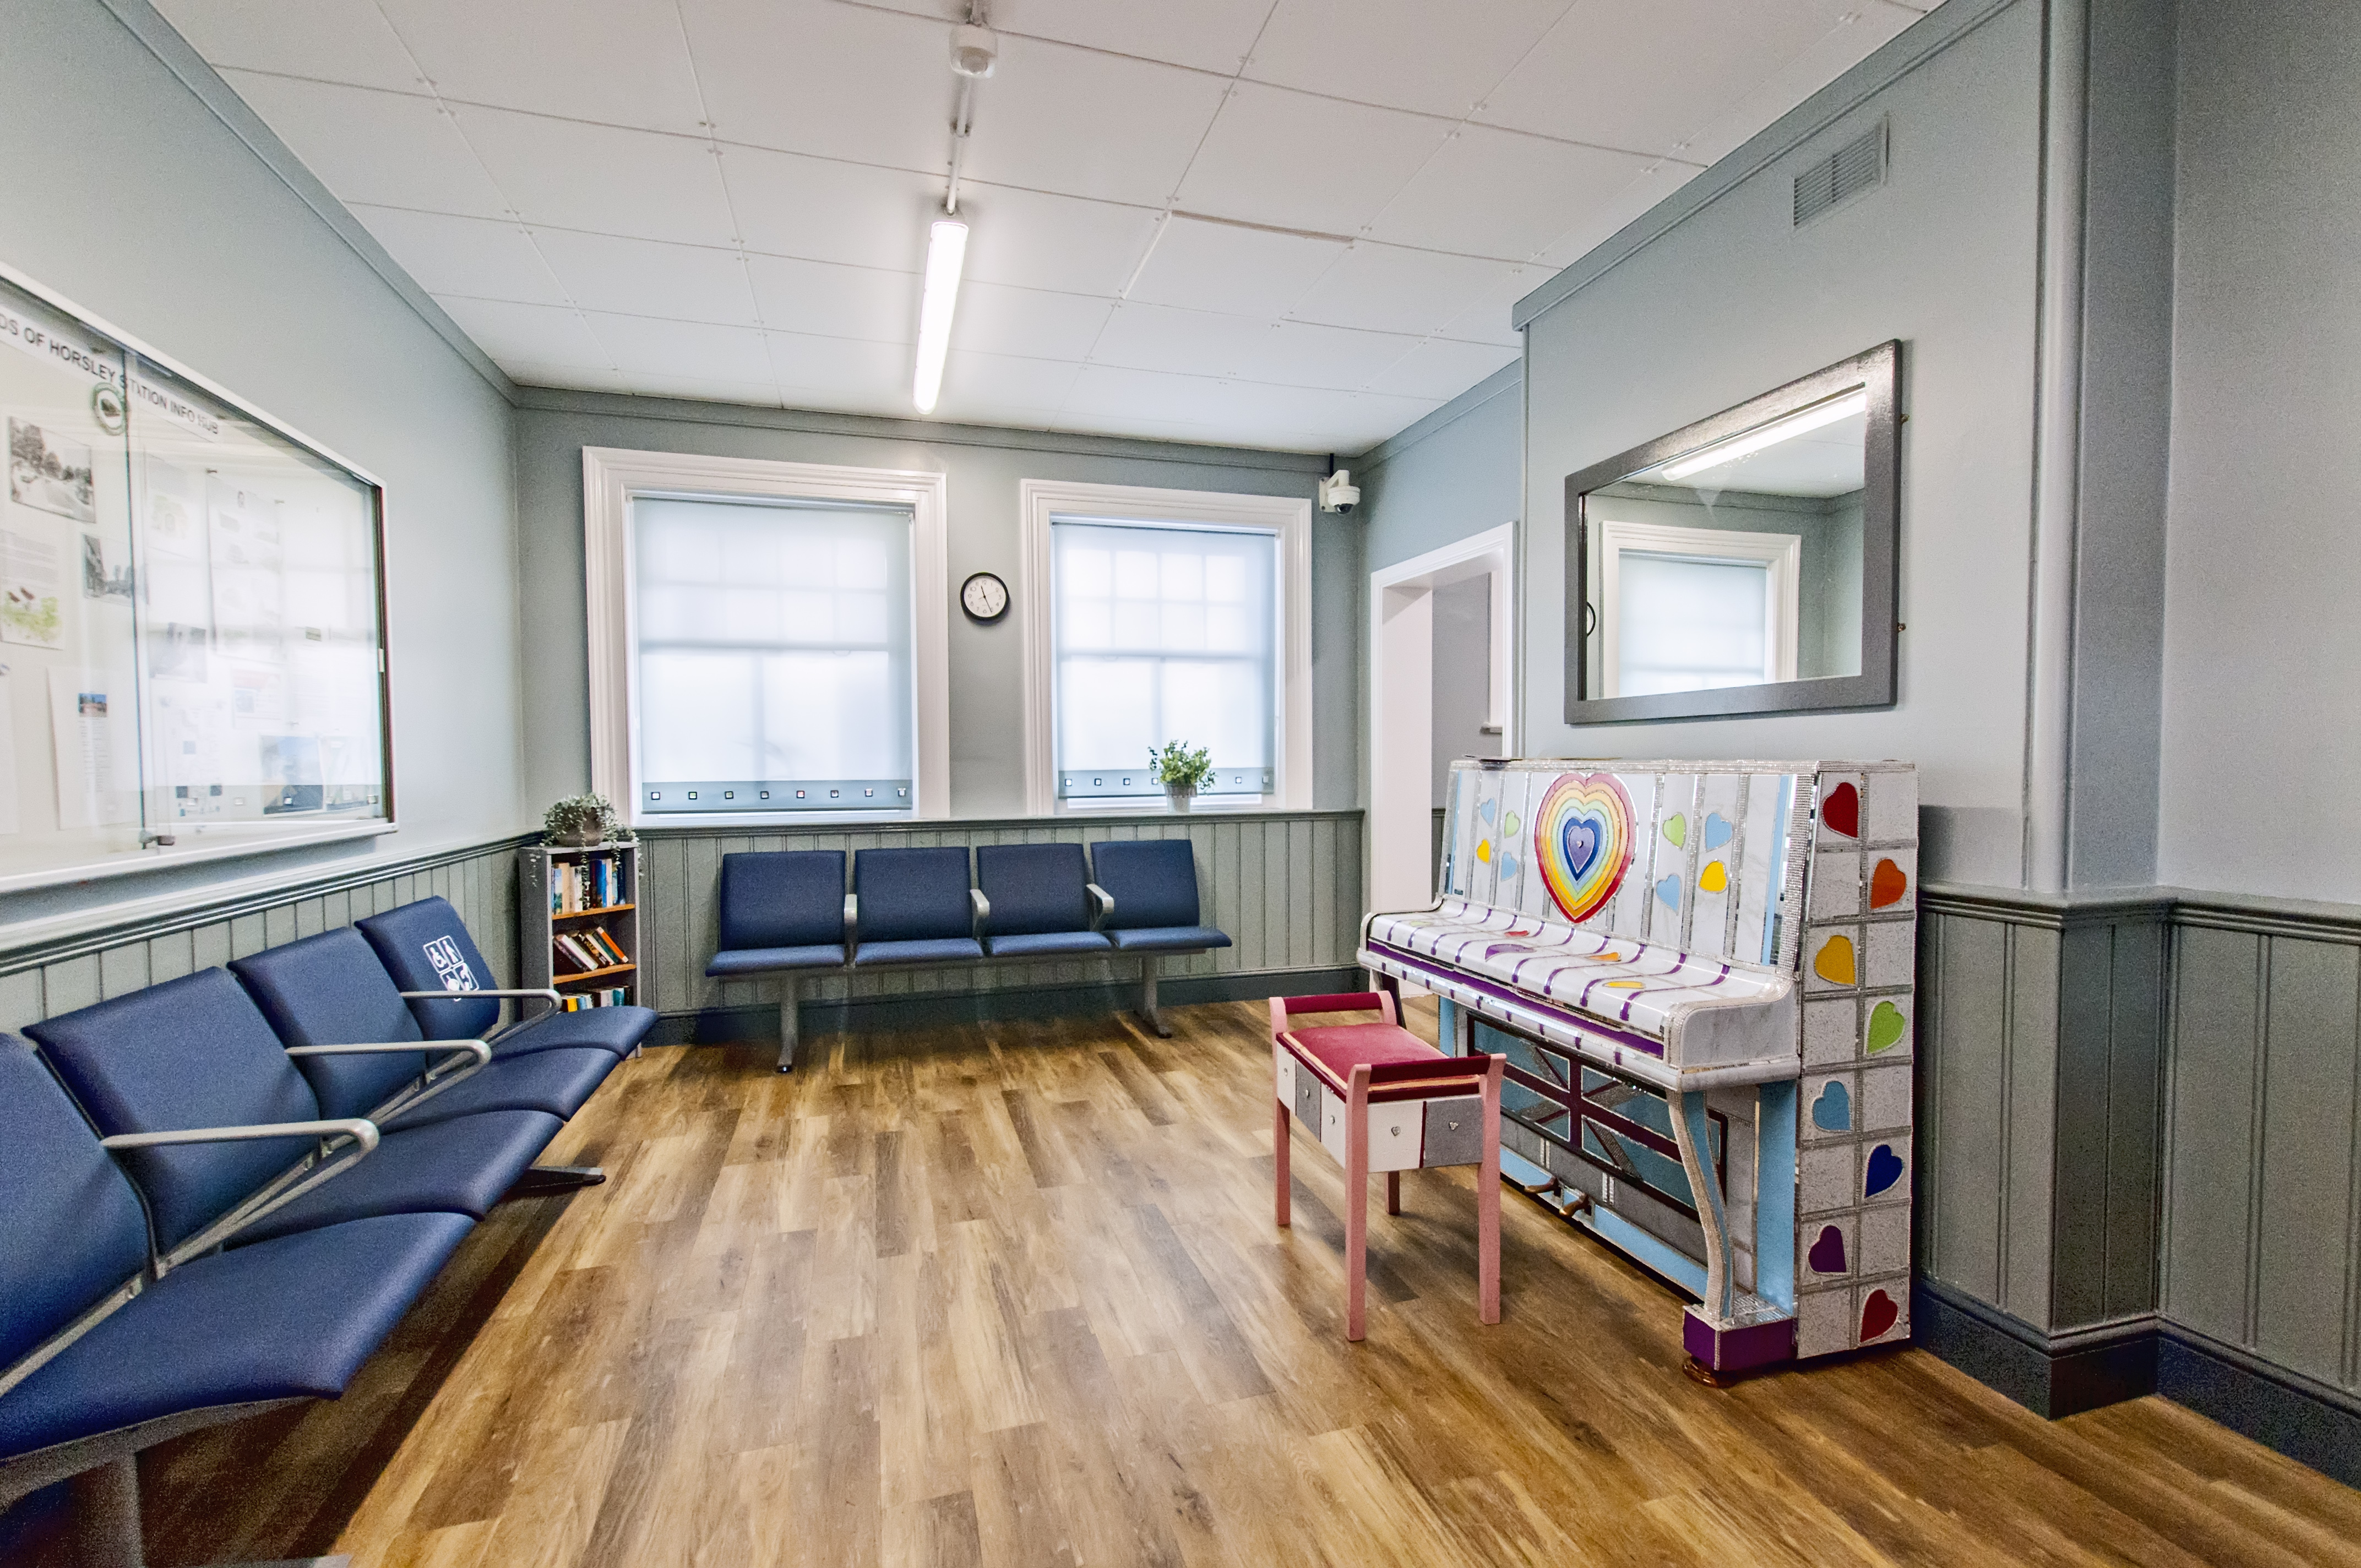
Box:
[1914,879,2361,1485]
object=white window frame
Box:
[1595,517,1800,699]
[1019,478,1312,816]
[584,447,950,827]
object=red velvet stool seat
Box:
[1269,991,1505,1341]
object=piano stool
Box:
[1269,992,1504,1342]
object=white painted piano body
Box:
[1359,758,1918,1369]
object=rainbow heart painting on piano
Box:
[1534,771,1637,923]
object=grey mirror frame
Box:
[1563,339,1901,724]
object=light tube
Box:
[1657,389,1869,482]
[911,216,969,413]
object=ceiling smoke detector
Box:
[950,24,998,77]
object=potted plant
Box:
[543,792,628,847]
[1147,741,1214,813]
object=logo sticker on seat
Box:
[423,935,478,991]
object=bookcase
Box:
[518,841,641,1013]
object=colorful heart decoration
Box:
[1478,796,1497,825]
[1563,818,1600,879]
[1655,874,1681,910]
[1702,812,1735,850]
[1813,933,1858,986]
[1662,813,1687,848]
[1476,839,1492,863]
[1867,1001,1908,1053]
[1811,1080,1852,1132]
[1698,860,1728,894]
[1870,857,1908,908]
[1498,850,1521,883]
[1503,812,1521,835]
[1808,1224,1848,1275]
[1860,1288,1899,1341]
[1534,772,1637,923]
[1865,1144,1905,1196]
[1821,781,1860,839]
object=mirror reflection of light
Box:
[1654,388,1869,483]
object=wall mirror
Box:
[1565,340,1898,723]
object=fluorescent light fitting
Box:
[912,216,969,414]
[1657,389,1869,482]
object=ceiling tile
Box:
[450,106,738,246]
[1090,304,1417,390]
[1287,243,1528,335]
[1174,81,1453,237]
[1674,1,1924,168]
[955,184,1161,297]
[1125,216,1347,318]
[935,350,1082,417]
[1435,262,1543,346]
[151,0,425,92]
[434,296,611,367]
[582,312,773,383]
[722,146,939,273]
[1366,124,1659,260]
[1528,159,1701,270]
[744,254,918,343]
[1063,363,1244,429]
[1244,0,1571,119]
[960,35,1233,207]
[1475,0,1863,159]
[377,0,707,134]
[766,331,914,406]
[219,73,511,217]
[991,0,1276,75]
[949,284,1113,362]
[346,204,570,304]
[1363,336,1521,401]
[532,231,760,325]
[682,0,948,172]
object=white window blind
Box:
[1051,518,1275,799]
[1617,552,1774,695]
[632,494,913,814]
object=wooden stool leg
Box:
[1275,1097,1292,1227]
[1386,1169,1401,1215]
[1346,1064,1371,1341]
[1478,1054,1503,1325]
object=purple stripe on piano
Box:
[1367,941,1669,1060]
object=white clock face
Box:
[962,572,1008,620]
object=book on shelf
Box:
[561,986,630,1011]
[550,853,629,916]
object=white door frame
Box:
[1368,525,1515,920]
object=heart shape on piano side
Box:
[1504,812,1521,835]
[1867,1000,1908,1053]
[1476,838,1492,863]
[1499,850,1521,882]
[1865,1143,1905,1197]
[1563,815,1602,881]
[1478,796,1497,825]
[1698,860,1728,894]
[1811,1080,1853,1132]
[1814,933,1858,986]
[1662,813,1687,848]
[1655,874,1681,910]
[1703,812,1734,850]
[1821,781,1860,838]
[1808,1224,1848,1275]
[1860,1288,1900,1341]
[1870,857,1908,908]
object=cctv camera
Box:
[1318,469,1360,515]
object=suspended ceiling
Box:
[154,0,1935,453]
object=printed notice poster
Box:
[8,415,96,525]
[49,666,138,829]
[0,525,64,649]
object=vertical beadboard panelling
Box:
[2053,919,2117,1327]
[2252,938,2359,1387]
[2003,922,2061,1326]
[2103,918,2167,1320]
[2164,924,2265,1344]
[1924,911,2010,1303]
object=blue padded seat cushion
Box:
[26,970,325,1253]
[1089,841,1207,931]
[852,847,974,943]
[355,896,504,1041]
[1108,926,1233,953]
[706,944,845,977]
[231,1109,561,1248]
[852,936,984,966]
[231,929,429,1118]
[0,1211,473,1461]
[975,843,1092,937]
[492,1004,656,1058]
[984,930,1113,958]
[719,850,846,950]
[0,1037,152,1371]
[376,1048,614,1131]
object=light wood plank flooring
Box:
[45,1001,2361,1565]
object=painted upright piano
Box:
[1359,757,1917,1374]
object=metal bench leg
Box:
[70,1455,142,1568]
[778,973,799,1072]
[1139,955,1168,1037]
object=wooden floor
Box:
[37,1001,2361,1566]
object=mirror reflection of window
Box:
[1617,550,1781,695]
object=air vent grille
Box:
[1793,121,1886,227]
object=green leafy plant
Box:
[543,792,630,846]
[1147,741,1214,793]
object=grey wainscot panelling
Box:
[0,839,528,1034]
[637,809,1363,1033]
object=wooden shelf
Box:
[552,902,635,919]
[554,961,635,985]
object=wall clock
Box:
[960,570,1010,623]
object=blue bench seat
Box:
[977,843,1112,960]
[357,896,656,1061]
[1089,840,1234,1036]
